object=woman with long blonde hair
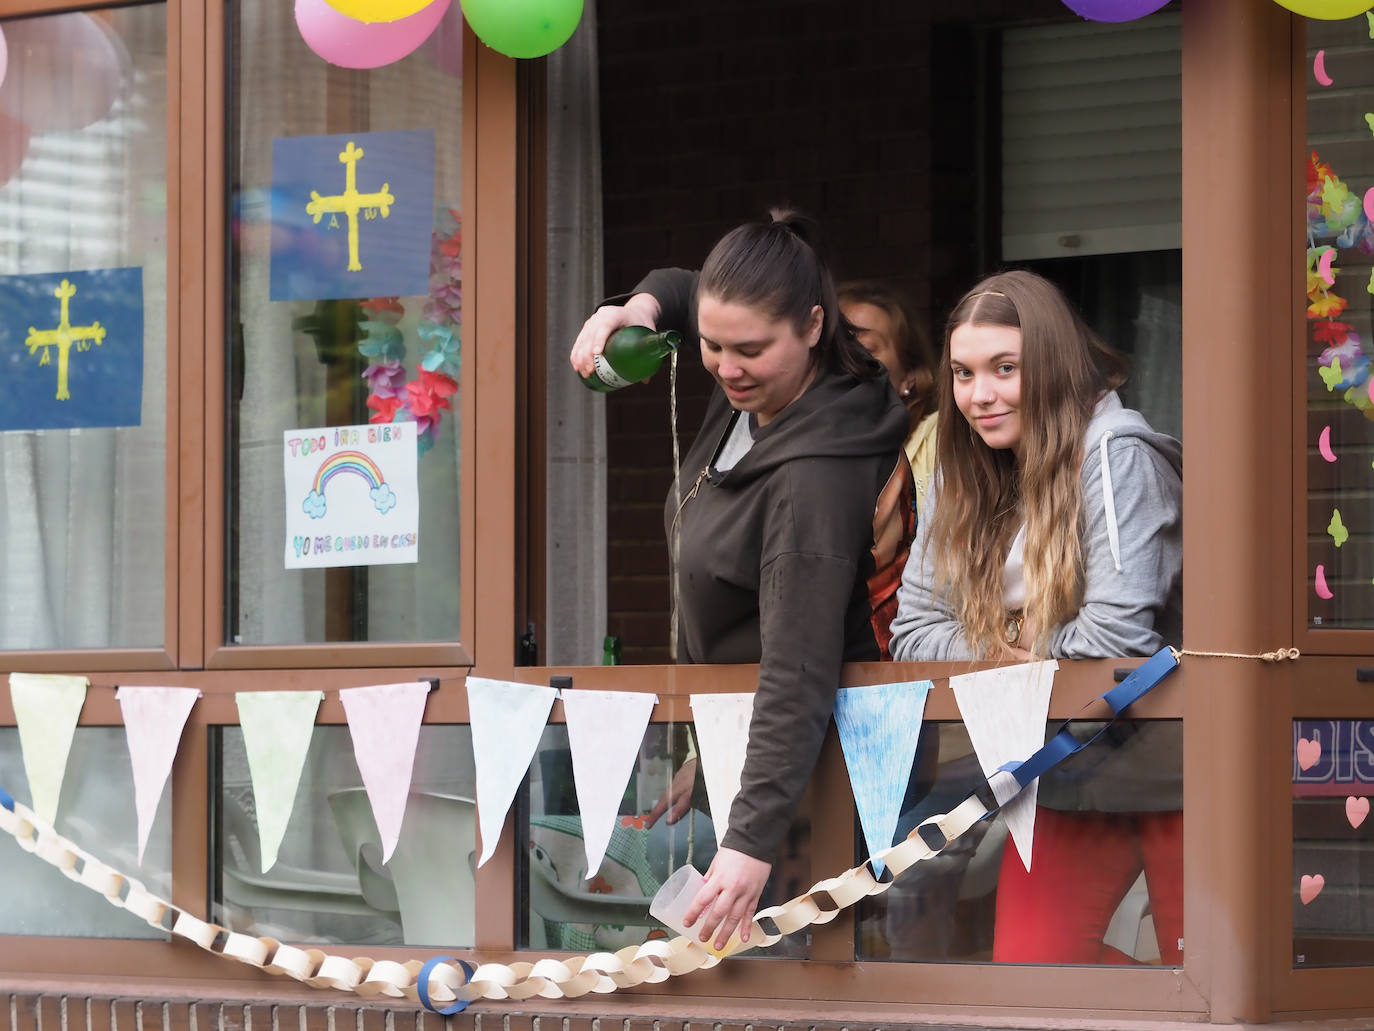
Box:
[889,268,1183,963]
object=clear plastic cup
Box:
[649,864,752,957]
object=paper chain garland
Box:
[0,650,1193,1014]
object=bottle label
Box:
[591,353,635,390]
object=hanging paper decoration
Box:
[269,129,436,301]
[461,0,583,59]
[1059,0,1170,21]
[688,693,756,848]
[322,0,435,22]
[296,0,451,70]
[950,661,1057,872]
[833,681,931,876]
[116,686,200,865]
[0,13,126,133]
[234,691,324,872]
[561,689,657,878]
[339,682,429,863]
[9,673,87,825]
[468,677,557,866]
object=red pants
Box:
[992,807,1183,964]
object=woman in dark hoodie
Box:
[570,210,909,951]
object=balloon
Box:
[0,13,126,133]
[461,0,583,59]
[1059,0,1170,21]
[321,0,434,22]
[1272,0,1374,17]
[296,0,450,69]
[0,109,30,187]
[422,1,464,78]
[0,27,8,93]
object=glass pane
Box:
[0,727,170,937]
[226,0,464,646]
[519,721,810,957]
[1306,15,1374,628]
[857,720,1183,965]
[214,724,474,947]
[1293,719,1374,966]
[0,6,167,650]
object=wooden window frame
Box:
[0,0,1368,1025]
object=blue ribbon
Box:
[416,955,475,1015]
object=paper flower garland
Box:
[358,213,462,454]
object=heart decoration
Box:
[1347,795,1369,829]
[1296,736,1323,771]
[1299,873,1325,905]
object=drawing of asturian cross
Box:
[26,279,106,401]
[305,141,395,273]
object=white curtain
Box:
[543,0,607,666]
[0,7,166,650]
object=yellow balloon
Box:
[1272,0,1374,19]
[321,0,434,23]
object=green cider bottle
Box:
[582,326,680,392]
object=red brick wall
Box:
[596,1,1060,663]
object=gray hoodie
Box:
[889,392,1182,661]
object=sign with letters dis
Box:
[283,422,419,569]
[1293,720,1374,797]
[268,129,435,301]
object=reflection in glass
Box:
[214,724,474,947]
[0,6,167,650]
[226,0,464,645]
[1293,719,1374,967]
[1306,15,1374,629]
[857,721,1183,965]
[519,722,809,957]
[0,728,170,938]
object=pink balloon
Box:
[0,109,30,187]
[0,27,8,92]
[0,13,126,133]
[422,1,463,78]
[295,0,450,70]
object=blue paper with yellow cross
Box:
[0,267,144,431]
[269,129,436,301]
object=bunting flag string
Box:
[687,693,755,848]
[9,673,87,825]
[235,691,325,872]
[467,677,558,867]
[115,686,201,865]
[0,649,1182,1014]
[339,682,429,863]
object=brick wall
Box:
[596,1,1059,663]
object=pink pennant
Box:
[339,682,430,863]
[1347,796,1369,829]
[116,686,200,865]
[1299,873,1325,905]
[1297,736,1322,771]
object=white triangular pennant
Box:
[467,677,557,867]
[115,686,201,864]
[688,692,756,847]
[562,689,657,878]
[950,660,1057,871]
[834,680,931,875]
[9,673,87,825]
[339,682,429,863]
[234,691,324,872]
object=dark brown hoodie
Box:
[639,268,909,862]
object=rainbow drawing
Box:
[302,450,397,519]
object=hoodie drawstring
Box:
[1098,430,1123,573]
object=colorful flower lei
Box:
[358,210,462,454]
[1307,151,1374,416]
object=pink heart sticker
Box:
[1297,737,1323,771]
[1347,796,1369,829]
[1299,873,1325,905]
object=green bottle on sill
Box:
[602,634,622,665]
[582,326,680,392]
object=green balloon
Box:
[462,0,584,59]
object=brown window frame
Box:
[0,0,1369,1025]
